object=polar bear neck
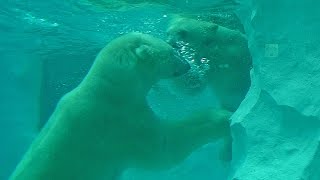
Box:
[79,68,154,104]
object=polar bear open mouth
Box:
[170,41,211,93]
[172,49,191,77]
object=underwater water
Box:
[1,0,319,180]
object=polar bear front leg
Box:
[161,109,232,166]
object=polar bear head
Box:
[85,32,190,96]
[166,17,218,50]
[132,33,191,79]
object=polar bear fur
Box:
[167,17,252,111]
[10,33,232,180]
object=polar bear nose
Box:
[173,54,191,77]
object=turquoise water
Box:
[2,1,319,180]
[1,1,247,180]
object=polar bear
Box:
[10,32,232,180]
[167,17,252,111]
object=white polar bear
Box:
[167,17,252,111]
[10,32,232,180]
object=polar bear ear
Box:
[135,44,153,60]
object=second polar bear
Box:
[10,33,232,180]
[167,17,252,111]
